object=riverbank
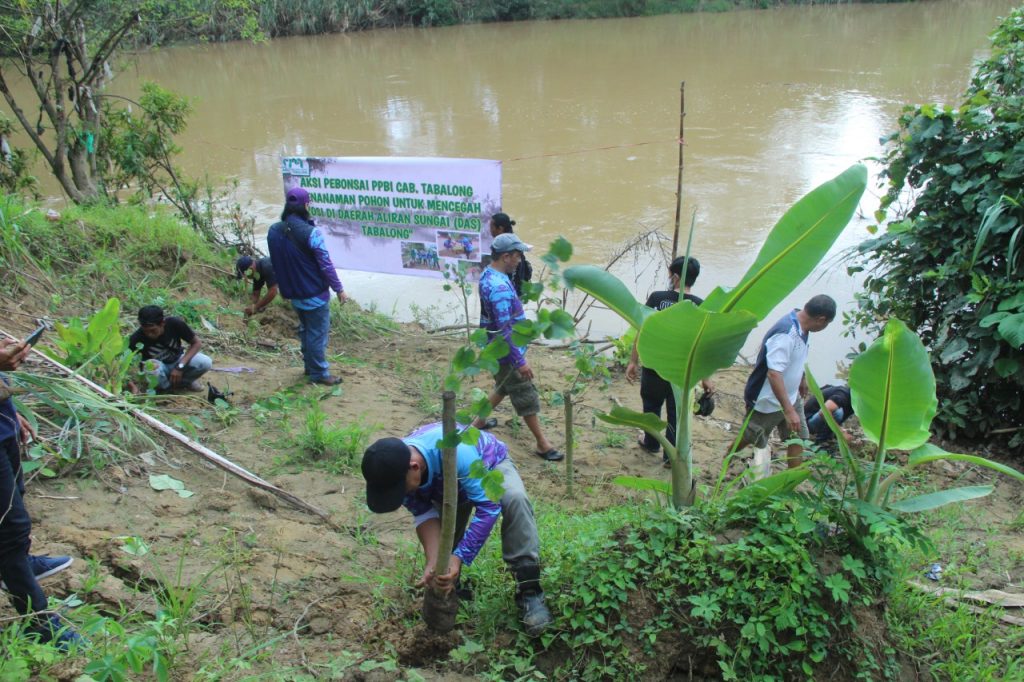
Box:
[1,197,1022,679]
[110,0,914,46]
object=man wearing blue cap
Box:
[235,255,279,318]
[267,187,349,386]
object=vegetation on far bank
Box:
[1,0,912,50]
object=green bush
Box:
[472,492,910,681]
[850,8,1024,448]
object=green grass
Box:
[887,579,1024,680]
[0,195,226,319]
[286,404,379,473]
[330,300,400,342]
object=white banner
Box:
[281,156,501,281]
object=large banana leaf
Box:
[876,442,1024,501]
[702,164,867,317]
[637,301,758,392]
[562,265,652,330]
[906,443,1024,482]
[849,318,937,451]
[888,485,994,513]
[596,404,667,433]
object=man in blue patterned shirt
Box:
[361,423,553,636]
[470,233,561,461]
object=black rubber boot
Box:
[513,562,552,636]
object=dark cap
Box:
[285,187,310,207]
[138,305,165,326]
[361,437,412,513]
[235,255,254,280]
[491,212,515,233]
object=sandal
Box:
[480,417,499,430]
[535,449,564,462]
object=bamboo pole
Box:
[433,391,458,578]
[8,333,339,530]
[563,390,574,497]
[670,81,686,260]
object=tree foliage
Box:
[850,8,1024,448]
[0,0,141,202]
[0,2,234,238]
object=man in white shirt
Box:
[737,295,837,469]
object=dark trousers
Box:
[0,436,47,616]
[640,369,676,455]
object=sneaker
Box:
[29,614,83,652]
[32,555,73,581]
[310,375,343,386]
[0,555,72,590]
[186,380,205,392]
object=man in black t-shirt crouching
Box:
[128,305,212,393]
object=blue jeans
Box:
[0,437,48,617]
[808,407,845,443]
[143,353,213,391]
[294,303,331,380]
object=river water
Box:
[29,1,1021,378]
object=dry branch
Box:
[5,330,340,530]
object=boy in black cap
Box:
[361,423,553,636]
[488,212,533,296]
[235,255,279,318]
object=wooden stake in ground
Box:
[671,81,686,260]
[422,390,459,632]
[564,390,574,497]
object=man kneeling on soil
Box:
[128,305,212,393]
[361,423,554,636]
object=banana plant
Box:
[564,164,868,507]
[810,318,1024,512]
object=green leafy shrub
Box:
[483,496,911,681]
[850,7,1024,448]
[0,115,40,199]
[49,297,136,394]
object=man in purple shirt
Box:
[361,423,553,636]
[470,233,561,461]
